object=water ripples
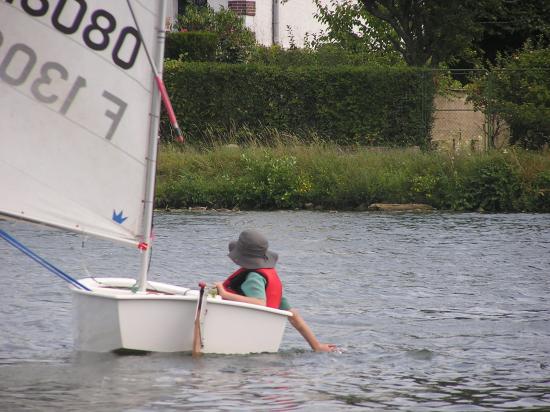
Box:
[1,212,550,410]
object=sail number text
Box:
[3,0,141,70]
[0,30,127,140]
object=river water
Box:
[0,211,549,411]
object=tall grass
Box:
[156,140,550,212]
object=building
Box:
[169,0,331,48]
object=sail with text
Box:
[0,0,162,246]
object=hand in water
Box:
[315,343,339,352]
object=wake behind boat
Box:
[0,0,291,354]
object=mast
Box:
[136,0,167,292]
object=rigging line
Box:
[126,0,185,143]
[0,230,91,291]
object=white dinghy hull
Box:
[71,278,291,354]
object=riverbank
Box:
[156,143,550,212]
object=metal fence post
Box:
[485,70,494,151]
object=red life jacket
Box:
[222,267,282,309]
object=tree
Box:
[315,0,499,67]
[360,0,501,67]
[177,0,208,16]
[315,0,549,68]
[313,0,399,57]
[467,45,550,149]
[475,0,550,63]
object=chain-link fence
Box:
[432,90,489,152]
[428,69,494,152]
[427,68,549,152]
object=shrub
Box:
[176,5,257,63]
[249,44,403,67]
[165,31,218,61]
[468,45,550,149]
[458,156,522,211]
[236,152,303,209]
[162,61,435,147]
[531,170,550,212]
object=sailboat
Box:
[0,0,291,354]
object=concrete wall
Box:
[432,91,509,152]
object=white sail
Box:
[0,2,294,355]
[0,1,162,246]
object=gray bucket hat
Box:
[228,229,278,269]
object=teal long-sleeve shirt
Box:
[240,271,291,311]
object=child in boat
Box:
[215,229,337,352]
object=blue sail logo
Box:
[112,210,128,224]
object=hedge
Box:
[162,61,436,147]
[164,31,218,61]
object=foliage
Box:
[530,170,550,212]
[156,145,550,213]
[312,0,401,60]
[156,143,403,210]
[250,43,403,67]
[236,152,304,208]
[314,0,498,67]
[162,60,435,147]
[176,5,257,63]
[467,45,550,149]
[312,0,549,68]
[455,156,521,211]
[165,31,218,61]
[475,0,550,64]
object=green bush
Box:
[236,152,303,209]
[531,170,550,212]
[165,31,218,61]
[162,61,435,147]
[468,45,550,149]
[457,156,522,211]
[176,5,256,63]
[249,44,404,67]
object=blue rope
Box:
[0,229,91,291]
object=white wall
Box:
[166,0,179,30]
[208,0,228,11]
[276,0,323,48]
[250,1,274,46]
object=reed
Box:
[156,141,550,212]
